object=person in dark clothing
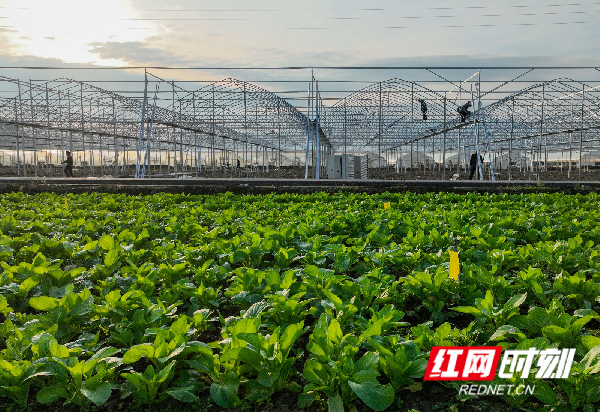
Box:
[457,101,472,122]
[469,152,484,180]
[62,151,74,177]
[418,99,428,120]
[236,159,241,168]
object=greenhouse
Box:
[0,67,599,180]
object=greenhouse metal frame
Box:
[0,66,599,180]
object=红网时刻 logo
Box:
[424,346,576,395]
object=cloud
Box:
[0,53,145,83]
[88,40,192,66]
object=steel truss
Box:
[0,72,311,177]
[320,72,600,179]
[0,67,599,179]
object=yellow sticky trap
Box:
[384,202,391,210]
[449,250,459,281]
[65,195,68,211]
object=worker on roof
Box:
[418,99,428,121]
[458,101,472,123]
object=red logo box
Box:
[424,346,503,381]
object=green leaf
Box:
[304,360,330,386]
[232,250,248,264]
[166,386,199,403]
[328,394,344,412]
[29,296,59,311]
[280,321,304,355]
[327,319,343,345]
[169,316,189,336]
[81,382,112,406]
[49,341,70,358]
[99,235,115,250]
[503,293,527,311]
[156,361,176,382]
[104,248,119,267]
[450,306,482,316]
[489,325,524,341]
[348,379,394,412]
[36,385,68,404]
[581,347,600,374]
[210,374,240,408]
[470,227,482,238]
[351,369,380,383]
[582,336,600,351]
[243,301,270,319]
[360,318,385,341]
[298,391,317,408]
[89,347,120,361]
[257,369,280,387]
[533,381,557,405]
[322,289,343,312]
[123,344,154,364]
[355,352,379,373]
[542,325,569,342]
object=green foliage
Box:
[0,191,599,411]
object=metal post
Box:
[170,81,176,176]
[509,97,514,180]
[344,97,347,156]
[378,82,382,179]
[540,84,545,178]
[579,84,584,181]
[411,83,415,172]
[568,96,573,179]
[89,101,94,177]
[305,82,311,179]
[135,72,148,178]
[79,83,87,177]
[14,97,20,176]
[472,84,483,181]
[457,88,461,175]
[28,80,38,177]
[410,142,413,173]
[112,97,118,177]
[243,82,248,168]
[212,85,216,177]
[315,80,320,180]
[179,103,184,175]
[278,100,281,168]
[46,85,51,176]
[442,95,447,179]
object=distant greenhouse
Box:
[1,67,600,180]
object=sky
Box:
[1,0,600,105]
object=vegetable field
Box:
[1,191,600,412]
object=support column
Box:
[541,84,546,177]
[442,95,447,180]
[14,92,21,176]
[28,80,38,177]
[112,97,118,177]
[378,82,382,179]
[343,97,347,156]
[171,81,177,176]
[509,97,514,180]
[579,84,584,181]
[568,96,574,179]
[304,82,311,179]
[315,80,320,179]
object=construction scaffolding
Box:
[1,67,599,180]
